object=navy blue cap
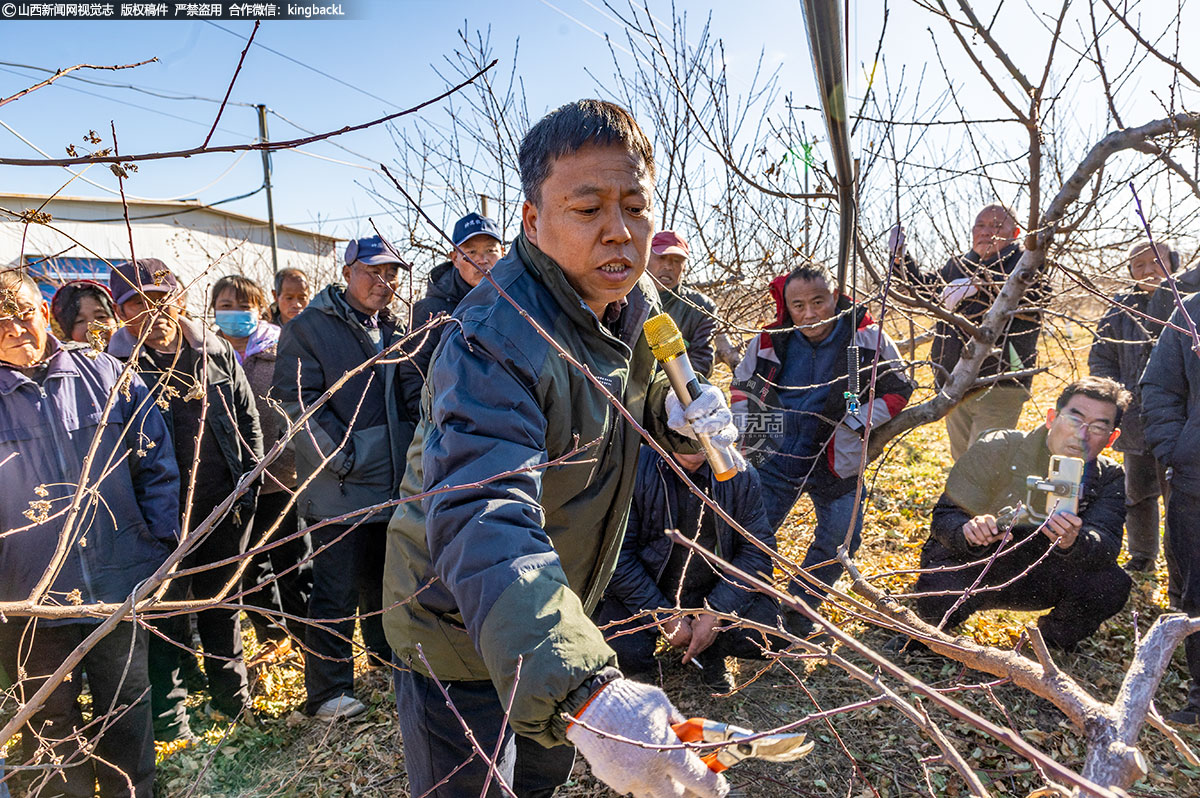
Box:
[345,235,409,269]
[110,258,179,306]
[452,213,503,247]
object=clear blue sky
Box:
[1,1,1192,258]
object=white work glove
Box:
[887,224,906,261]
[567,679,729,798]
[667,384,737,446]
[941,277,978,311]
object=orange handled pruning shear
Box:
[671,717,815,773]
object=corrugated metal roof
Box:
[0,193,342,244]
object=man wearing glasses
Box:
[904,377,1132,652]
[0,268,179,796]
[272,235,416,719]
[397,212,505,419]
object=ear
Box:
[342,263,353,284]
[1107,428,1121,448]
[522,199,539,247]
[1045,407,1056,429]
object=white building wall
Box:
[1,195,341,312]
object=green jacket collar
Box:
[513,233,658,350]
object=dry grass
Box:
[147,320,1199,796]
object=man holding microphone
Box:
[384,99,740,797]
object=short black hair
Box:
[274,267,309,295]
[1057,376,1131,426]
[518,99,655,208]
[782,263,832,295]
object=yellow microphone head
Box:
[643,312,686,362]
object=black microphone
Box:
[643,313,739,482]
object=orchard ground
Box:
[49,319,1199,796]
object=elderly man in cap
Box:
[273,234,417,719]
[107,258,262,742]
[0,267,178,797]
[398,211,505,418]
[648,229,719,377]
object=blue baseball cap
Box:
[345,235,409,269]
[452,213,503,247]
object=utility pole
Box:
[257,104,280,275]
[479,193,490,217]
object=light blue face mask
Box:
[215,310,258,338]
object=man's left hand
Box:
[1042,511,1082,550]
[681,613,720,664]
[667,386,746,475]
[667,384,736,441]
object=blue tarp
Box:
[24,255,112,301]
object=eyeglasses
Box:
[0,304,39,327]
[354,263,400,284]
[1058,411,1114,439]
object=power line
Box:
[206,21,405,111]
[44,184,266,223]
[0,117,252,201]
[0,65,256,140]
[0,60,257,106]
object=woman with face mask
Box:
[210,274,311,663]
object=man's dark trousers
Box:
[393,666,576,797]
[242,490,312,645]
[304,521,389,714]
[0,620,155,798]
[914,532,1132,648]
[148,504,251,739]
[1168,488,1200,706]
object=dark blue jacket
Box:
[1088,289,1154,453]
[0,338,180,619]
[397,261,474,420]
[732,296,915,498]
[605,446,776,616]
[1141,292,1200,495]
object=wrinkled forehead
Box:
[974,206,1016,229]
[2,280,44,309]
[556,145,651,191]
[785,274,832,301]
[1061,395,1117,423]
[1130,243,1169,263]
[279,275,309,292]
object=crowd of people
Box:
[1,97,1197,797]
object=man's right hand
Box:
[663,615,693,649]
[961,515,1004,547]
[567,679,729,798]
